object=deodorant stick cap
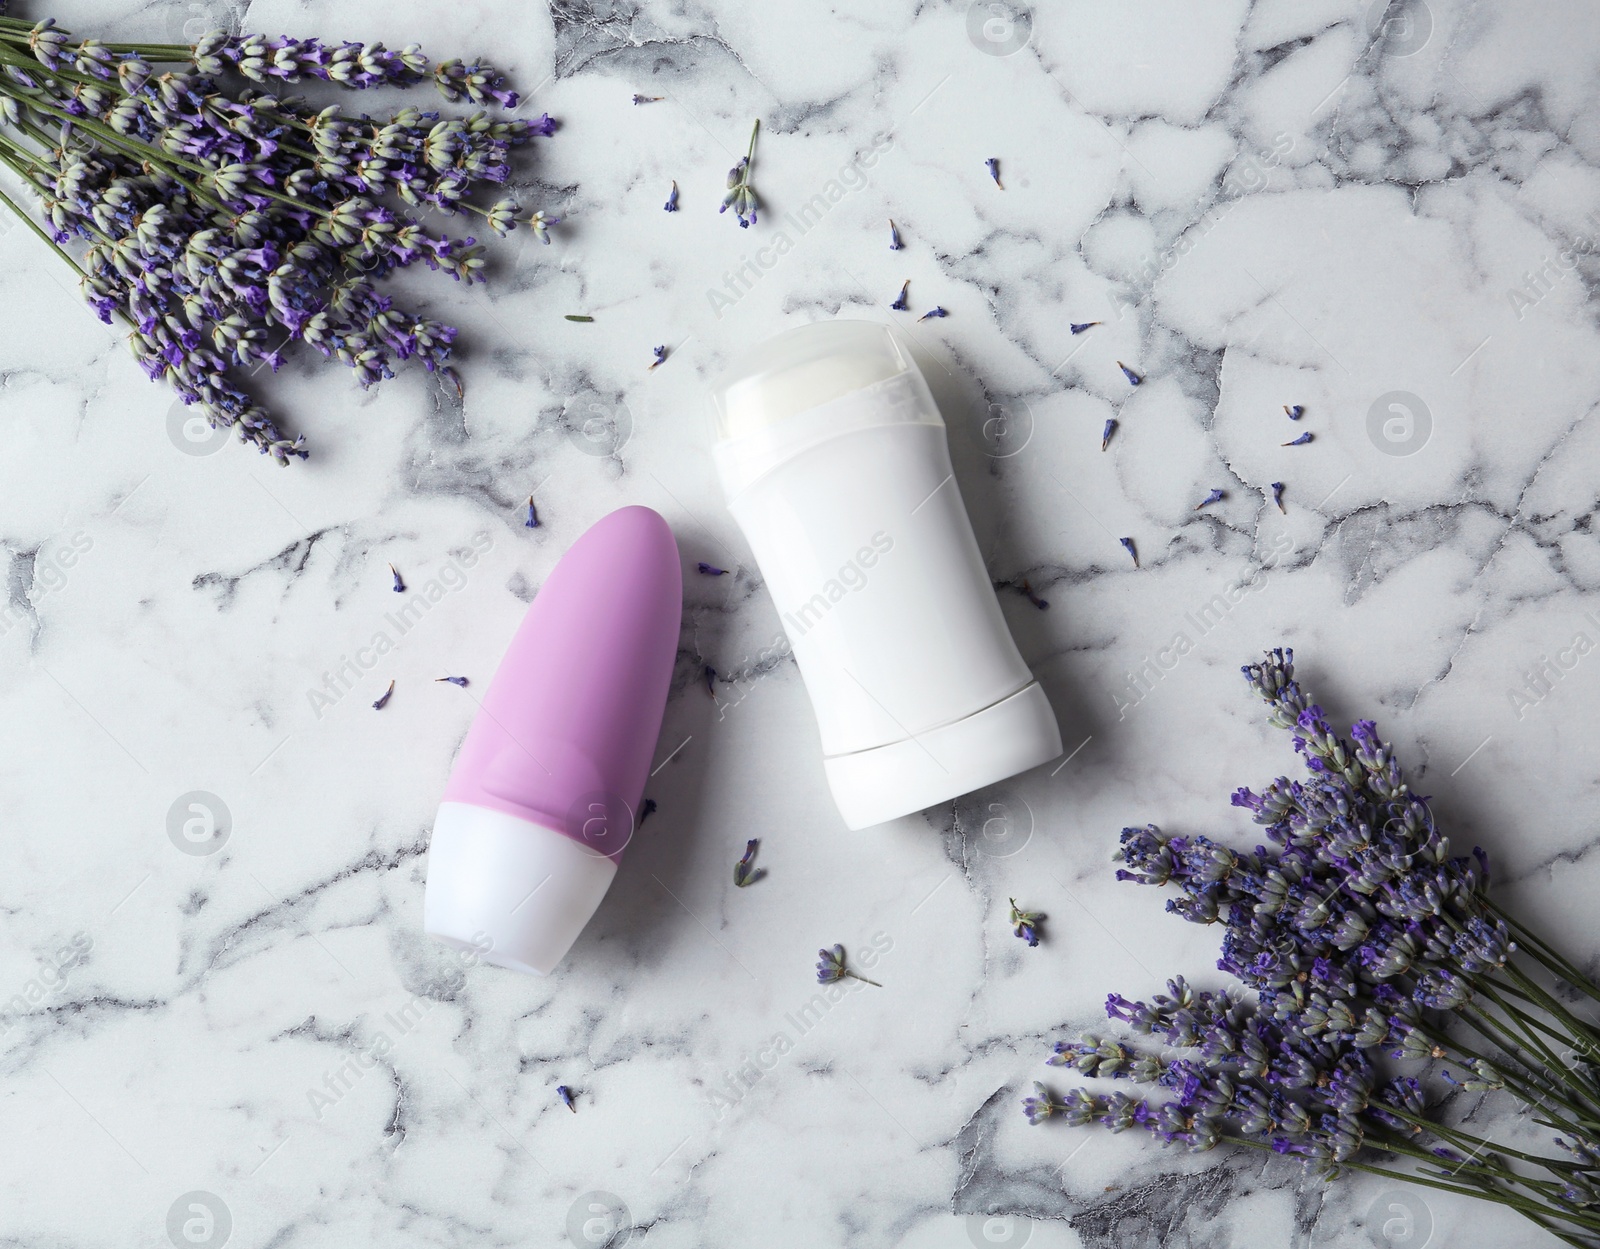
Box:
[424,506,682,975]
[711,320,914,440]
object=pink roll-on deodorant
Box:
[424,506,682,975]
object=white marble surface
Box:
[4,0,1600,1245]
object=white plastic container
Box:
[709,320,1061,829]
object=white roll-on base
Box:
[822,682,1062,830]
[424,802,618,976]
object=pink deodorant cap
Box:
[424,506,682,975]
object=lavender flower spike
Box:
[1117,361,1143,386]
[0,17,560,464]
[888,219,902,250]
[1009,899,1044,946]
[918,307,949,321]
[1119,537,1138,567]
[664,180,679,212]
[720,120,760,228]
[1023,643,1600,1243]
[1022,1081,1064,1124]
[734,838,765,887]
[1195,489,1225,510]
[1282,432,1313,447]
[891,280,911,311]
[1102,418,1117,452]
[816,944,880,987]
[1271,481,1286,513]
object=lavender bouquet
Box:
[0,11,557,462]
[1026,649,1600,1245]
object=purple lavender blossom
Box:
[734,839,764,887]
[1009,898,1044,947]
[1024,646,1600,1240]
[0,18,558,463]
[720,121,760,228]
[815,943,880,987]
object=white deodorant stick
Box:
[709,320,1062,829]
